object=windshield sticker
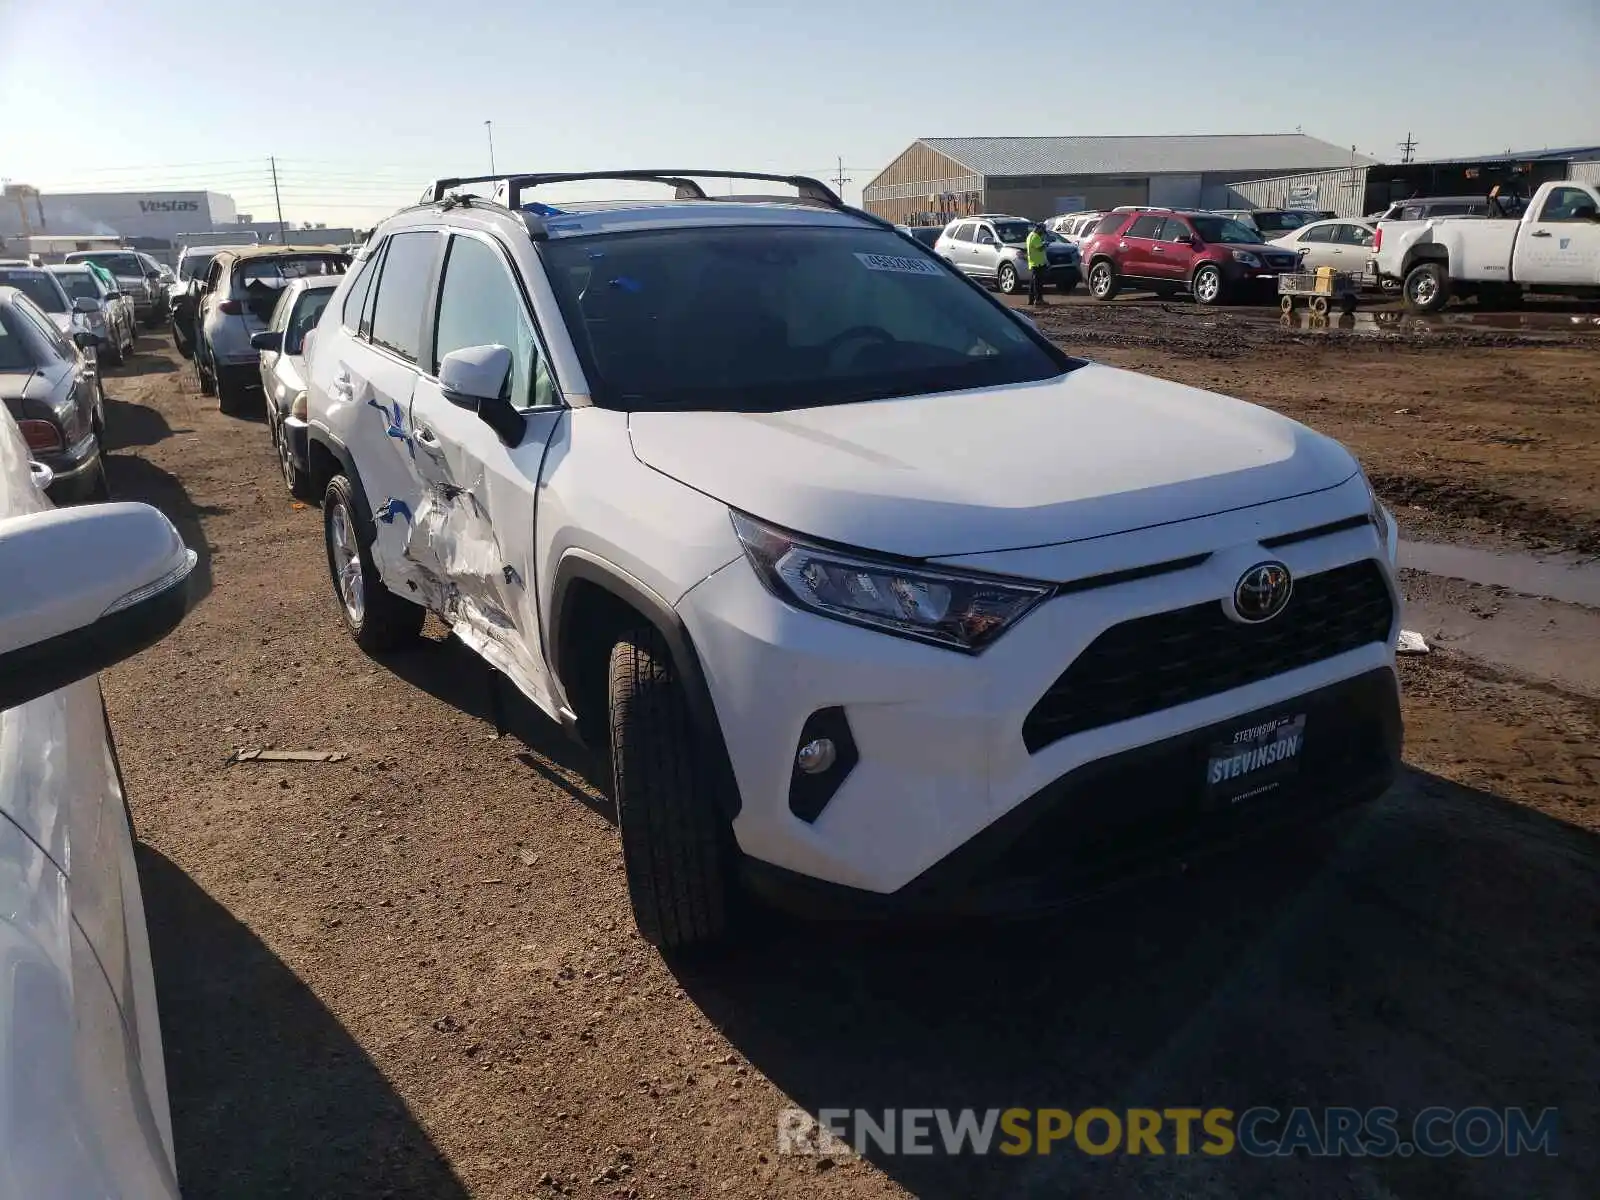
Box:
[854,252,942,277]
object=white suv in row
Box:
[301,170,1403,950]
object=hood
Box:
[627,364,1357,559]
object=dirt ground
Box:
[96,321,1598,1200]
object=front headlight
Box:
[1363,474,1397,566]
[1231,250,1263,267]
[731,511,1051,653]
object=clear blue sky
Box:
[3,0,1596,225]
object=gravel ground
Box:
[95,325,1598,1199]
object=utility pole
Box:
[1398,132,1418,164]
[485,121,496,175]
[270,156,286,245]
[833,156,852,202]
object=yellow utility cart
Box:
[1278,266,1361,317]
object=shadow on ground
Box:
[115,338,180,375]
[378,631,614,821]
[138,846,468,1199]
[677,771,1599,1199]
[104,451,223,604]
[101,391,183,450]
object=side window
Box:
[974,224,997,245]
[1125,214,1163,238]
[12,297,69,360]
[367,231,438,363]
[1160,218,1192,241]
[1336,224,1374,247]
[1301,224,1335,243]
[951,222,974,243]
[342,242,381,330]
[432,234,552,407]
[1538,186,1596,222]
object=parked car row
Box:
[208,168,1406,956]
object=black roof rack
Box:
[426,170,844,211]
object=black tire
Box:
[608,626,733,951]
[217,370,251,416]
[102,336,124,368]
[1403,261,1450,313]
[322,475,425,653]
[1192,263,1225,306]
[273,407,314,500]
[1309,295,1330,316]
[195,343,215,396]
[996,262,1020,295]
[85,454,112,503]
[1088,260,1119,301]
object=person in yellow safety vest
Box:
[1025,222,1049,306]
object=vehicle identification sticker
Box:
[1206,713,1306,805]
[854,252,943,276]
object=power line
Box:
[1398,132,1418,164]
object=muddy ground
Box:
[95,317,1598,1200]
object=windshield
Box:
[0,308,37,370]
[539,225,1070,411]
[284,289,333,355]
[0,268,68,313]
[52,271,104,302]
[1190,217,1264,244]
[992,220,1032,245]
[179,252,216,280]
[75,252,144,277]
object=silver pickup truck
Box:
[1372,181,1600,312]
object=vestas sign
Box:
[138,199,201,213]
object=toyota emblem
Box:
[1230,561,1293,624]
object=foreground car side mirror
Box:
[106,291,123,300]
[0,503,197,711]
[73,296,99,314]
[250,331,283,352]
[72,331,95,348]
[439,344,525,445]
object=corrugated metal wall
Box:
[1222,167,1370,216]
[862,142,983,224]
[1569,161,1600,184]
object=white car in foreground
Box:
[303,169,1403,951]
[0,407,197,1195]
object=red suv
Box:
[1080,209,1303,306]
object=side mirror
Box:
[439,344,525,445]
[145,270,161,281]
[72,331,95,348]
[0,502,197,711]
[106,290,123,300]
[73,296,100,314]
[250,330,283,352]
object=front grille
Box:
[1265,253,1299,271]
[1021,559,1393,753]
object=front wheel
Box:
[194,343,215,396]
[996,262,1020,295]
[1088,261,1119,301]
[1403,262,1450,313]
[274,408,314,500]
[609,626,734,951]
[1192,264,1225,306]
[323,475,424,653]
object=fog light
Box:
[796,738,836,775]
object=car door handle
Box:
[1151,245,1165,252]
[1529,230,1552,238]
[330,371,354,399]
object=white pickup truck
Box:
[1372,180,1600,312]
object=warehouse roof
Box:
[914,134,1374,178]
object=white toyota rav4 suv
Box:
[303,170,1402,951]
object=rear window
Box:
[0,268,67,313]
[52,271,104,302]
[235,254,348,288]
[73,252,143,276]
[539,224,1071,412]
[0,307,37,370]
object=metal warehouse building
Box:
[863,134,1373,225]
[0,189,238,242]
[1224,145,1600,218]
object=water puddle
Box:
[1400,540,1600,608]
[1281,309,1600,335]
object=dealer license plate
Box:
[1205,714,1306,805]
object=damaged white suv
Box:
[303,170,1403,950]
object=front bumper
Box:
[744,666,1399,917]
[677,496,1399,901]
[41,430,104,504]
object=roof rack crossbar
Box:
[427,170,843,211]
